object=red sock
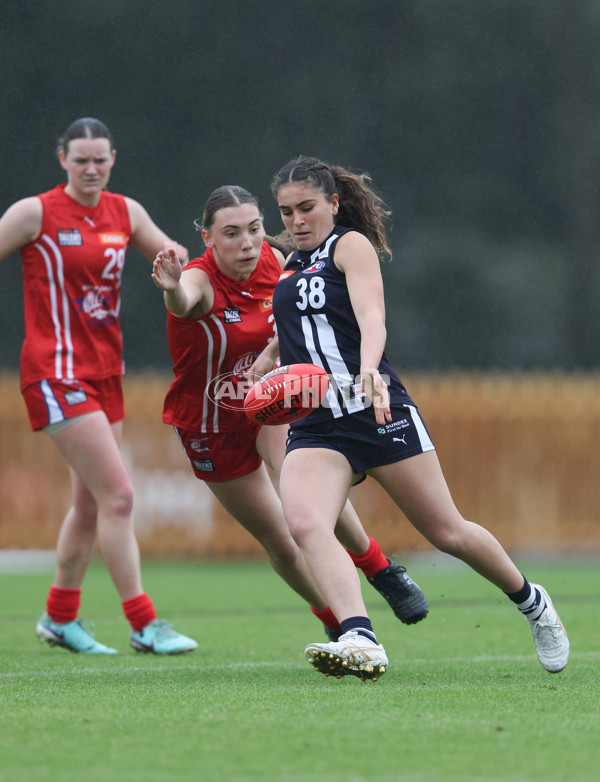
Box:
[347,537,389,579]
[46,586,82,624]
[122,593,157,632]
[310,605,341,631]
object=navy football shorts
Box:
[285,400,435,479]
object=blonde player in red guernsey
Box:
[152,185,429,642]
[0,118,197,654]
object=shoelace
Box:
[532,617,562,636]
[375,570,411,598]
[152,620,178,638]
[74,618,97,637]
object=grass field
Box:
[1,555,598,782]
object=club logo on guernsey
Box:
[57,229,83,246]
[303,261,325,274]
[231,352,258,382]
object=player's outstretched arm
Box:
[152,249,212,318]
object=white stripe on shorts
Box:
[406,403,435,452]
[40,379,66,425]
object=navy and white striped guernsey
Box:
[272,225,414,428]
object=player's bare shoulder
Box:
[335,229,373,254]
[334,230,379,273]
[123,196,151,229]
[0,196,43,258]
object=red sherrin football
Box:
[243,363,330,426]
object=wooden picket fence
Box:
[1,371,599,558]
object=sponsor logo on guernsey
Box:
[223,307,242,323]
[57,228,83,246]
[99,232,127,245]
[193,458,215,472]
[303,260,325,274]
[65,389,87,406]
[259,298,273,312]
[278,270,296,281]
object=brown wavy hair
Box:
[271,156,392,260]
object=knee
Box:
[100,482,135,520]
[284,512,320,549]
[265,537,303,570]
[70,497,99,531]
[255,516,306,565]
[431,531,462,556]
[425,520,470,557]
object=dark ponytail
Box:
[271,156,392,260]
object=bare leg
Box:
[279,447,367,623]
[369,451,524,593]
[50,413,143,600]
[208,463,328,609]
[257,424,370,555]
[52,471,99,588]
[334,502,371,554]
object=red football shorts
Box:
[22,376,125,431]
[174,419,262,482]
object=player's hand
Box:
[152,249,183,290]
[160,241,189,266]
[246,354,277,386]
[360,369,391,425]
[246,338,280,385]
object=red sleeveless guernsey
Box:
[18,184,132,389]
[163,241,281,433]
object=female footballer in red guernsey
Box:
[152,185,429,642]
[0,118,197,654]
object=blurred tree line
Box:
[1,0,599,371]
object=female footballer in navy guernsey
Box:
[270,155,569,681]
[274,223,433,473]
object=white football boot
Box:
[526,585,569,673]
[304,630,388,681]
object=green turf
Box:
[0,557,597,782]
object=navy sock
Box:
[339,616,377,644]
[505,577,546,621]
